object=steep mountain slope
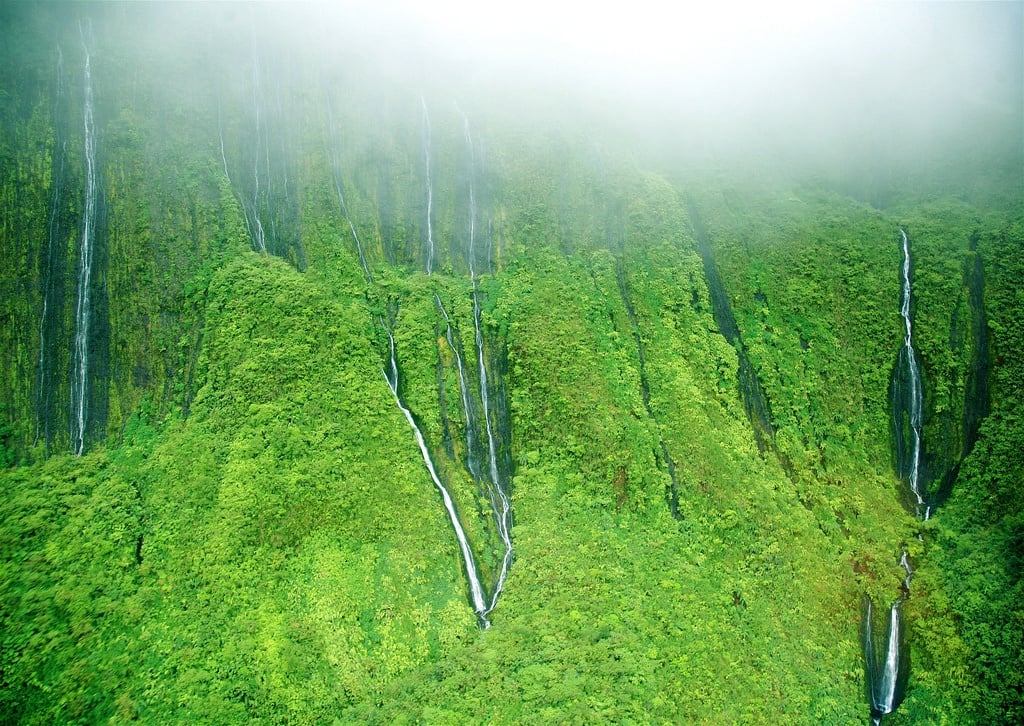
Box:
[1,3,1021,723]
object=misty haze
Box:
[1,2,1021,724]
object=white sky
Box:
[351,0,858,73]
[307,0,1021,164]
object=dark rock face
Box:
[687,201,779,459]
[928,242,990,507]
[890,230,990,514]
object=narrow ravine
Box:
[461,109,513,614]
[325,92,372,282]
[35,44,68,452]
[327,102,512,625]
[216,34,304,269]
[383,325,490,624]
[892,228,928,518]
[864,228,925,723]
[248,47,268,254]
[614,261,681,518]
[437,295,481,481]
[864,552,912,725]
[70,24,97,456]
[216,67,265,256]
[687,200,792,477]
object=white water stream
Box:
[338,102,510,624]
[71,27,97,456]
[474,286,513,614]
[421,97,435,275]
[869,551,913,723]
[326,94,371,282]
[868,229,928,723]
[461,110,512,613]
[898,229,927,518]
[249,52,267,253]
[383,325,490,625]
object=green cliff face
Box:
[1,3,1021,723]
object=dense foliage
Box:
[1,3,1021,723]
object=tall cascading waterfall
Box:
[421,97,436,275]
[864,553,913,724]
[247,48,268,254]
[864,229,926,723]
[893,228,928,518]
[461,109,513,614]
[35,45,69,452]
[325,101,509,625]
[70,25,98,457]
[216,25,305,269]
[383,325,490,624]
[216,65,264,255]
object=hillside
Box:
[1,3,1021,723]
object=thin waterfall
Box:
[219,35,302,268]
[878,603,902,711]
[217,97,232,185]
[865,229,927,723]
[71,25,97,457]
[421,97,435,275]
[896,229,927,518]
[217,93,258,250]
[383,324,490,626]
[462,109,512,615]
[462,108,477,277]
[865,552,913,723]
[259,51,277,246]
[326,92,371,282]
[474,285,513,614]
[249,48,267,253]
[328,108,496,624]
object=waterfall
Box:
[217,93,258,252]
[217,97,232,184]
[864,598,904,722]
[878,602,902,710]
[216,91,261,253]
[865,552,913,722]
[421,97,435,275]
[326,93,372,282]
[896,229,928,518]
[461,108,478,276]
[70,26,97,457]
[865,229,928,723]
[473,286,513,612]
[323,99,504,625]
[434,290,512,619]
[383,324,490,626]
[249,50,268,254]
[461,109,513,614]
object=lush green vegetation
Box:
[1,3,1021,723]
